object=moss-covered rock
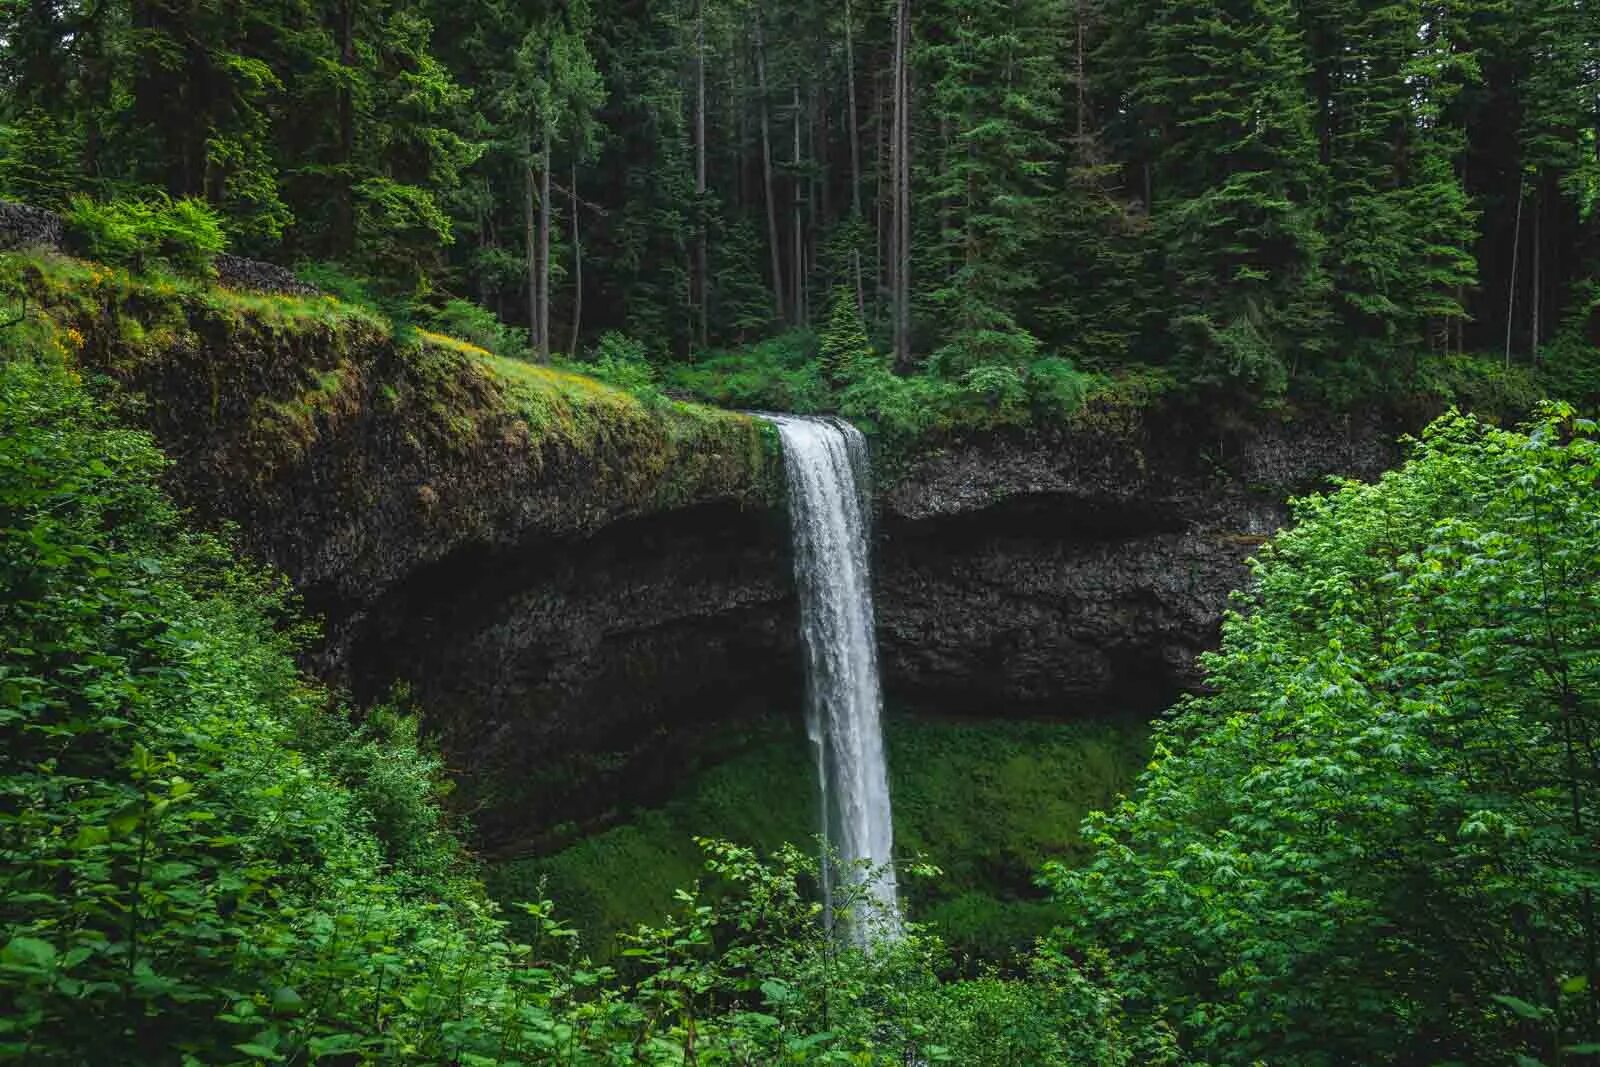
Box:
[2,249,786,845]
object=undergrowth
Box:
[491,715,1149,964]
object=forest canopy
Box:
[3,0,1599,416]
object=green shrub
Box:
[427,297,528,358]
[1412,350,1544,415]
[1050,406,1600,1064]
[664,329,828,412]
[1025,356,1094,419]
[61,195,226,276]
[578,330,662,396]
[837,354,960,438]
[293,260,384,311]
[1538,280,1600,407]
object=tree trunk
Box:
[891,0,913,369]
[793,84,805,328]
[525,135,539,351]
[1506,175,1524,368]
[873,65,887,309]
[1532,184,1542,362]
[844,0,865,316]
[569,162,583,358]
[754,13,785,321]
[538,125,553,362]
[694,0,709,348]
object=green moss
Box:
[1,249,779,512]
[488,713,1150,963]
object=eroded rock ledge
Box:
[875,410,1397,716]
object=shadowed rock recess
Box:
[53,265,1398,850]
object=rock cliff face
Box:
[339,406,1400,848]
[45,258,1405,849]
[874,410,1397,716]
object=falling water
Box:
[767,415,900,944]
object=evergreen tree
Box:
[1127,0,1330,391]
[820,284,872,383]
[1301,0,1478,365]
[918,0,1061,377]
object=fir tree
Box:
[919,0,1061,376]
[1128,0,1330,390]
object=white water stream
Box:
[766,415,900,943]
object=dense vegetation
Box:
[1050,405,1600,1063]
[3,0,1599,428]
[6,266,1598,1058]
[490,716,1148,962]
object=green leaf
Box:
[1,937,56,969]
[270,986,303,1015]
[1490,994,1547,1021]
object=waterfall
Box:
[767,415,900,943]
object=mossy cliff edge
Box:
[3,251,785,841]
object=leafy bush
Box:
[663,329,829,412]
[1412,350,1544,415]
[293,260,385,312]
[427,297,527,358]
[61,195,226,276]
[576,330,662,397]
[1025,355,1094,419]
[1049,406,1600,1064]
[836,354,961,438]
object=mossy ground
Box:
[487,713,1150,964]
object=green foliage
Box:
[495,715,1148,963]
[664,330,830,413]
[820,285,872,383]
[1049,406,1600,1063]
[1118,0,1331,391]
[61,196,226,276]
[665,327,1099,444]
[0,0,1596,412]
[0,110,82,209]
[575,330,662,396]
[1413,351,1545,415]
[428,297,529,358]
[918,0,1060,380]
[0,345,493,1063]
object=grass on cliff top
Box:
[3,250,777,503]
[4,248,388,336]
[487,713,1150,966]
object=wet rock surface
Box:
[320,402,1398,847]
